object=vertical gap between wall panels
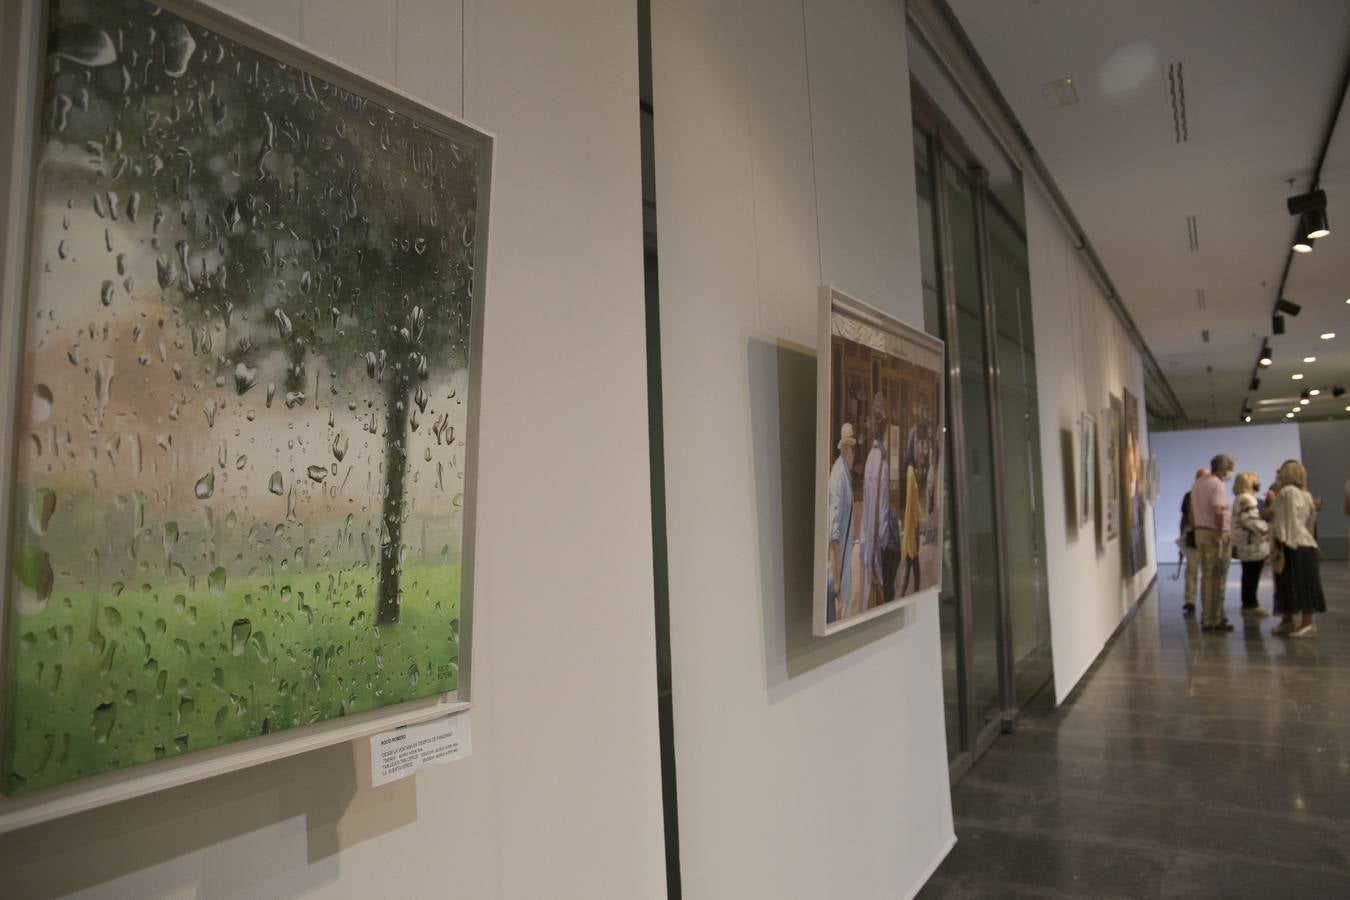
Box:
[636,0,682,896]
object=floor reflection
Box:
[920,561,1350,898]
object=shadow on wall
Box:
[745,337,914,702]
[1060,427,1078,543]
[0,740,414,897]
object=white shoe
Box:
[1290,624,1318,639]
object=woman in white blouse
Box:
[1271,461,1326,637]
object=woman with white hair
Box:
[1271,460,1326,637]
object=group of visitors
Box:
[1178,454,1327,637]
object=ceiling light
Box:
[1321,332,1336,339]
[1275,298,1302,316]
[1273,314,1287,334]
[1292,373,1304,380]
[1287,188,1328,216]
[1287,412,1296,418]
[1304,356,1317,363]
[1300,399,1310,405]
[1310,389,1321,396]
[1304,208,1331,239]
[1244,415,1252,423]
[1293,238,1314,253]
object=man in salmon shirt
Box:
[1191,454,1235,632]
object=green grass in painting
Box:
[4,561,459,795]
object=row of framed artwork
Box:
[1073,390,1154,576]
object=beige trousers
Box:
[1194,528,1230,626]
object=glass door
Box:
[913,83,1053,778]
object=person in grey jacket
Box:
[1231,472,1270,617]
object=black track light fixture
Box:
[1300,389,1311,400]
[1287,188,1328,217]
[1334,386,1347,398]
[1250,375,1261,391]
[1259,341,1273,366]
[1304,207,1331,239]
[1273,313,1286,334]
[1293,234,1314,253]
[1275,298,1302,316]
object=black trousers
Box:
[1240,559,1264,609]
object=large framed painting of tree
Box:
[0,0,490,802]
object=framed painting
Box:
[0,0,491,812]
[1079,412,1095,530]
[814,287,945,636]
[1102,397,1121,541]
[1121,389,1147,575]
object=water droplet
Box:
[248,631,270,662]
[177,696,194,724]
[29,487,57,534]
[408,662,420,686]
[174,734,189,753]
[208,566,227,597]
[299,271,312,294]
[332,432,348,462]
[230,618,252,656]
[224,198,241,232]
[280,584,292,604]
[127,192,140,223]
[92,702,117,743]
[14,546,54,614]
[285,391,305,409]
[234,362,257,394]
[162,22,196,78]
[203,397,218,427]
[100,280,115,306]
[51,24,117,67]
[268,471,284,495]
[274,308,293,338]
[307,464,328,483]
[102,606,122,627]
[156,254,177,289]
[414,386,429,412]
[235,454,247,470]
[194,471,215,499]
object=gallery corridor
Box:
[921,564,1350,898]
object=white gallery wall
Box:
[1298,420,1350,559]
[649,1,954,898]
[1024,184,1159,703]
[1150,423,1302,550]
[0,1,668,898]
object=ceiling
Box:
[948,0,1350,426]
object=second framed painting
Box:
[814,287,945,636]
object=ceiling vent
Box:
[1202,329,1211,344]
[1196,289,1207,310]
[1185,215,1199,252]
[1041,77,1080,109]
[1166,61,1189,142]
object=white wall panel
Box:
[650,1,955,898]
[0,1,665,898]
[1025,183,1159,704]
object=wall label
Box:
[370,712,472,787]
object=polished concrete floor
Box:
[920,561,1350,899]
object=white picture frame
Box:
[813,287,945,636]
[0,0,492,830]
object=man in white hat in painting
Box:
[828,422,859,623]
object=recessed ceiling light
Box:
[1321,332,1336,340]
[1294,239,1314,253]
[1244,415,1252,422]
[1304,356,1317,363]
[1287,412,1296,418]
[1041,77,1080,108]
[1310,389,1321,396]
[1300,399,1310,405]
[1292,373,1304,380]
